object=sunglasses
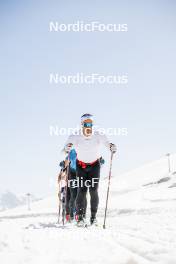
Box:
[83,122,93,128]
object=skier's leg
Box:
[83,194,87,218]
[76,186,87,217]
[76,164,88,218]
[89,162,100,219]
[69,186,77,218]
[66,186,70,216]
[68,169,77,218]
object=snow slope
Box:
[0,154,176,264]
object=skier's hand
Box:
[100,157,105,166]
[110,143,117,154]
[59,161,65,168]
[65,143,73,153]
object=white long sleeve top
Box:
[64,131,110,163]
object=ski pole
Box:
[62,153,70,225]
[103,151,114,229]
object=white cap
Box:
[81,113,93,124]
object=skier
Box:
[59,150,77,222]
[64,113,117,226]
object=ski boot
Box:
[90,216,98,226]
[66,214,71,223]
[76,215,87,227]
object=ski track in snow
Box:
[0,206,176,264]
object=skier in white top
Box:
[64,113,117,226]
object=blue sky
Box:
[0,0,176,196]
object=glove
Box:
[59,161,65,168]
[110,143,117,154]
[65,143,73,153]
[100,157,105,166]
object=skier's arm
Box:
[99,134,111,149]
[63,135,76,153]
[100,134,117,153]
[57,171,62,184]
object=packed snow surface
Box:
[0,154,176,264]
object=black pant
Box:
[76,160,100,218]
[66,168,77,217]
